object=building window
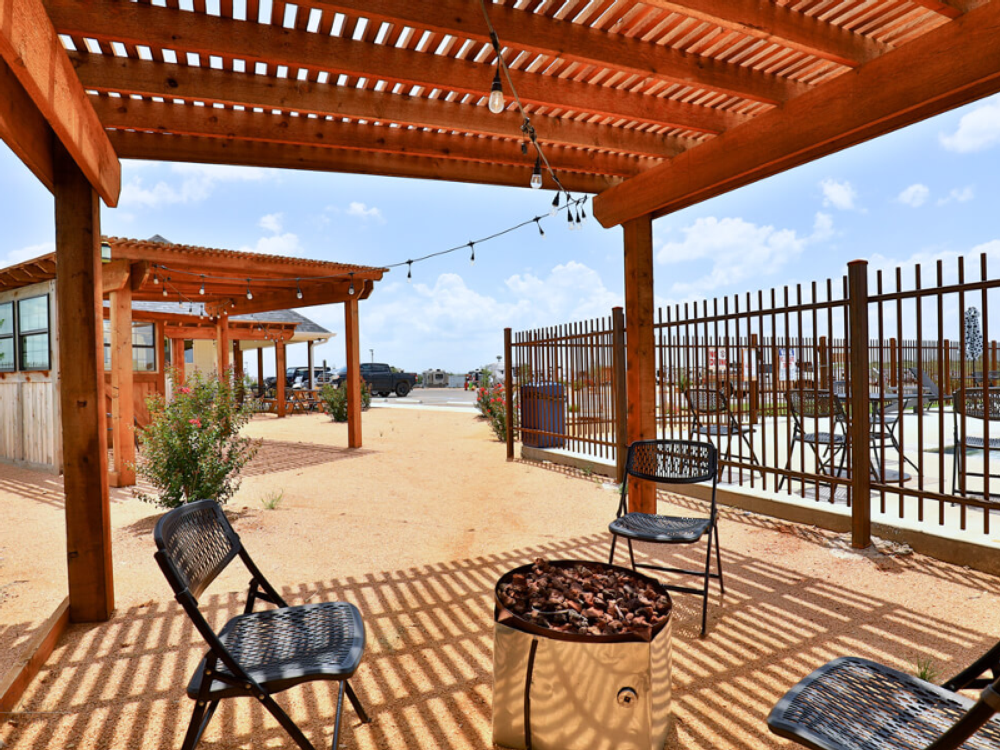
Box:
[0,301,13,372]
[103,320,158,372]
[17,296,49,371]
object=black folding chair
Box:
[608,439,722,636]
[777,391,849,491]
[153,499,370,750]
[768,639,1000,750]
[685,387,760,471]
[906,367,952,413]
[952,387,1000,499]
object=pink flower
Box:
[188,418,202,427]
[178,386,192,395]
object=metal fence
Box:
[508,252,1000,537]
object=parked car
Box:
[336,362,417,397]
[263,366,338,390]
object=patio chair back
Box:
[623,438,718,487]
[786,390,847,423]
[684,387,728,416]
[154,500,240,603]
[954,387,1000,421]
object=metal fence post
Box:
[749,333,759,424]
[612,307,628,484]
[818,335,829,390]
[847,260,872,549]
[504,327,514,461]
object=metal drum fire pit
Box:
[492,559,673,750]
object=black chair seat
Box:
[693,424,749,437]
[798,431,846,446]
[768,656,1000,750]
[189,601,365,700]
[609,513,711,544]
[960,436,1000,451]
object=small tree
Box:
[319,379,371,421]
[134,368,259,508]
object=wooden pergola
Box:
[2,0,1000,624]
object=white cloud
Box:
[238,233,304,256]
[819,178,858,210]
[0,241,53,269]
[939,96,1000,153]
[654,213,830,296]
[259,213,283,233]
[119,162,270,209]
[345,202,384,221]
[897,183,929,207]
[936,186,975,206]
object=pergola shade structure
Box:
[1,0,1000,623]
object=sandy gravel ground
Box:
[2,407,1000,749]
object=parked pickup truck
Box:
[336,362,417,397]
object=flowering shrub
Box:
[134,368,259,508]
[319,379,371,422]
[476,383,511,441]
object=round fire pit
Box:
[492,559,673,750]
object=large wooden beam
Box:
[0,0,119,205]
[54,141,114,622]
[170,337,185,383]
[216,313,230,373]
[101,259,131,294]
[637,0,885,67]
[109,281,135,487]
[593,0,1000,227]
[275,340,287,418]
[303,0,805,103]
[109,131,619,194]
[72,55,690,159]
[92,98,656,177]
[623,215,657,515]
[47,0,739,133]
[344,297,361,448]
[0,57,54,191]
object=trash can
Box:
[521,383,565,448]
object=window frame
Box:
[0,300,14,372]
[16,295,50,371]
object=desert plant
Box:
[476,382,511,441]
[134,368,259,508]
[319,379,371,422]
[914,657,939,683]
[260,490,284,510]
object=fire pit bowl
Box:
[492,559,673,750]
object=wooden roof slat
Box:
[593,0,1000,225]
[297,0,806,103]
[49,0,743,134]
[107,130,621,193]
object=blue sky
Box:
[2,94,1000,374]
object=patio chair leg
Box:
[608,534,618,566]
[181,699,219,750]
[627,539,637,571]
[714,521,724,596]
[344,681,371,724]
[331,680,346,750]
[776,443,797,491]
[258,691,318,750]
[700,529,713,637]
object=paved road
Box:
[370,387,478,410]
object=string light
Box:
[406,261,413,283]
[246,279,253,300]
[348,272,355,296]
[163,276,170,296]
[296,279,303,300]
[530,158,542,190]
[199,275,205,295]
[535,218,545,238]
[550,193,560,217]
[153,272,160,285]
[567,209,574,231]
[469,242,476,266]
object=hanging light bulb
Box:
[530,157,542,190]
[550,192,560,217]
[469,242,476,266]
[567,208,574,231]
[488,67,505,114]
[199,275,205,295]
[163,276,170,296]
[579,201,588,225]
[296,279,303,300]
[535,218,545,238]
[246,279,253,300]
[153,271,161,285]
[406,261,413,283]
[348,272,356,296]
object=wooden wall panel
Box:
[0,381,20,461]
[21,381,56,466]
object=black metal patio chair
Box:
[685,387,761,471]
[777,391,849,491]
[767,639,1000,750]
[952,387,1000,499]
[153,499,370,750]
[608,439,722,636]
[906,367,952,413]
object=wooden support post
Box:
[504,327,514,461]
[307,340,314,389]
[275,341,286,418]
[216,312,229,374]
[847,260,871,550]
[345,297,362,448]
[54,142,113,622]
[109,281,135,486]
[749,333,760,424]
[170,338,185,384]
[612,306,628,484]
[257,346,264,396]
[889,337,898,388]
[623,216,657,514]
[233,340,243,402]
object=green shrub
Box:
[319,379,371,422]
[134,368,259,508]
